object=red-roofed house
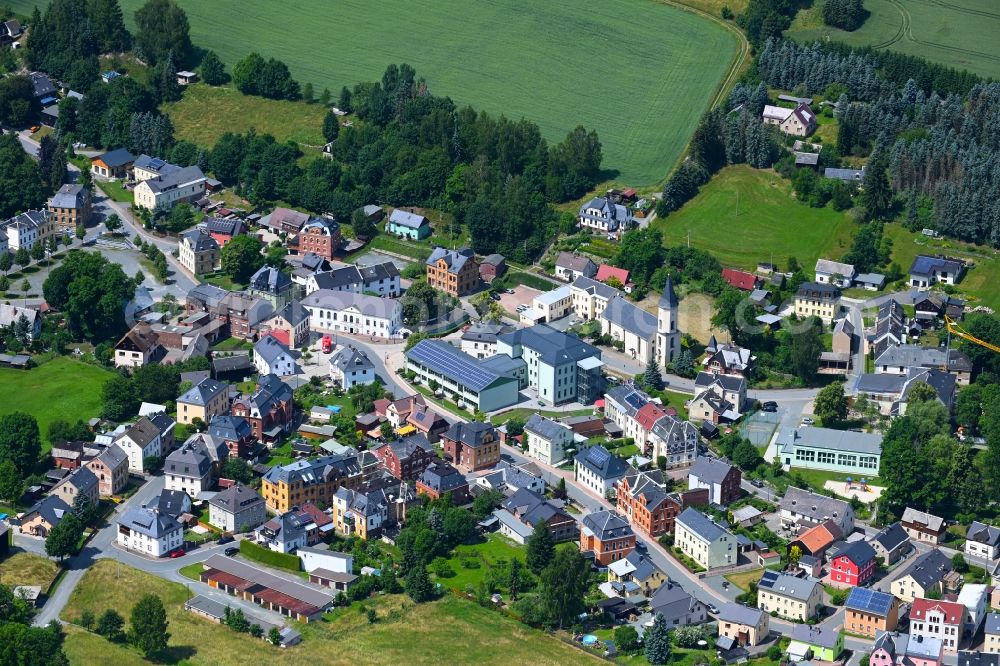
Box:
[596,264,634,292]
[722,269,761,291]
[789,520,842,559]
[635,403,667,431]
[909,598,965,651]
[266,328,290,347]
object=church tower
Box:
[657,276,680,366]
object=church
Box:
[599,277,681,367]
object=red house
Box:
[596,264,634,290]
[373,434,435,481]
[230,375,294,443]
[295,218,341,261]
[205,217,246,247]
[829,541,877,587]
[722,268,761,291]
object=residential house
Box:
[248,265,294,308]
[165,436,227,497]
[578,196,633,233]
[330,475,414,540]
[815,259,857,288]
[440,421,500,472]
[459,322,514,359]
[0,304,41,341]
[762,103,817,136]
[687,456,741,506]
[607,551,668,597]
[984,614,1000,654]
[844,588,900,638]
[205,216,246,247]
[910,597,965,652]
[133,165,207,211]
[832,317,855,355]
[959,653,999,666]
[405,404,448,443]
[90,148,135,179]
[386,209,430,240]
[524,414,574,467]
[176,378,229,425]
[208,415,255,460]
[779,486,855,535]
[47,184,91,232]
[690,372,746,423]
[909,255,965,288]
[328,345,376,389]
[51,467,99,508]
[957,584,987,638]
[305,262,401,298]
[85,444,129,496]
[856,273,886,290]
[260,453,365,513]
[475,460,546,496]
[575,445,629,497]
[830,540,878,587]
[965,522,1000,561]
[872,299,908,358]
[874,345,972,386]
[404,339,520,412]
[425,246,479,296]
[178,228,219,275]
[373,434,435,481]
[416,460,470,504]
[604,384,697,466]
[649,582,708,627]
[496,488,576,544]
[704,343,755,377]
[718,603,769,647]
[675,507,735,570]
[617,469,708,537]
[115,414,175,474]
[1,210,54,251]
[208,484,266,533]
[152,490,191,520]
[302,289,402,339]
[899,509,946,546]
[890,548,952,603]
[871,631,944,666]
[913,292,965,323]
[255,512,309,553]
[262,301,311,349]
[133,155,182,181]
[757,570,823,621]
[570,275,619,320]
[231,375,295,443]
[527,285,572,325]
[789,520,843,559]
[295,218,341,261]
[722,268,760,291]
[18,495,71,537]
[117,507,183,557]
[787,624,843,662]
[870,522,911,565]
[777,426,882,476]
[113,323,164,368]
[253,335,298,377]
[795,281,841,324]
[579,509,635,565]
[261,207,309,234]
[479,253,506,283]
[856,367,957,416]
[496,324,605,405]
[555,252,598,282]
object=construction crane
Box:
[944,315,1000,354]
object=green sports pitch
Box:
[9,0,738,186]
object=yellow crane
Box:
[944,315,1000,354]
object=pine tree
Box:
[319,88,331,106]
[644,613,673,664]
[526,520,555,574]
[405,562,433,603]
[302,82,314,103]
[338,86,352,113]
[643,356,664,391]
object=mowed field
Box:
[8,0,737,185]
[787,0,1000,79]
[653,165,857,271]
[62,560,597,666]
[0,357,113,452]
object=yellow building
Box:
[176,378,229,425]
[794,282,841,324]
[261,455,364,514]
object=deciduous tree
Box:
[128,594,170,656]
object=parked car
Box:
[224,547,239,557]
[761,401,778,412]
[800,416,814,425]
[217,534,234,545]
[707,604,720,615]
[750,478,765,488]
[169,547,186,558]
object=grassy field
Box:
[62,560,595,665]
[0,357,113,452]
[787,0,1000,79]
[653,165,857,271]
[161,84,328,148]
[724,567,764,591]
[3,0,739,186]
[433,533,526,592]
[0,552,60,589]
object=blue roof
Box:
[845,587,894,616]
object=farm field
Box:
[0,357,113,452]
[787,0,1000,79]
[62,560,596,665]
[653,165,857,272]
[6,0,738,186]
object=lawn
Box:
[492,407,596,424]
[787,0,1000,79]
[161,84,328,148]
[95,179,133,204]
[654,165,857,271]
[724,567,764,591]
[45,0,738,186]
[62,560,595,665]
[0,357,113,452]
[0,552,60,589]
[433,533,526,593]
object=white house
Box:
[574,445,629,497]
[301,289,402,338]
[164,437,224,497]
[253,335,298,377]
[133,165,206,211]
[524,414,574,466]
[115,415,174,474]
[305,262,401,298]
[966,522,1000,561]
[208,484,266,533]
[1,210,52,251]
[578,197,633,233]
[675,507,735,570]
[815,259,857,288]
[328,345,376,389]
[532,285,573,323]
[117,507,183,557]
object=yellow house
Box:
[176,378,230,425]
[607,551,668,597]
[718,602,770,647]
[794,282,841,324]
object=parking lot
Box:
[498,286,541,315]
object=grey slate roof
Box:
[178,378,227,407]
[718,602,765,626]
[441,421,497,448]
[388,209,428,229]
[255,335,293,365]
[660,275,679,309]
[143,165,205,193]
[897,548,952,589]
[301,289,400,320]
[815,259,855,277]
[572,275,619,300]
[967,521,1000,547]
[582,509,633,541]
[575,445,629,480]
[419,461,467,495]
[119,507,181,538]
[601,297,657,337]
[677,507,729,543]
[986,612,1000,635]
[329,346,374,375]
[165,440,215,479]
[95,148,135,168]
[181,228,219,253]
[498,323,600,366]
[48,184,87,209]
[779,426,882,455]
[689,456,737,486]
[694,371,745,394]
[155,489,190,516]
[209,484,264,513]
[59,467,97,495]
[94,443,128,469]
[249,265,292,294]
[901,508,944,532]
[502,488,570,529]
[23,494,71,527]
[650,582,703,625]
[758,570,819,602]
[524,414,570,441]
[871,522,909,553]
[789,624,840,649]
[779,486,851,524]
[556,252,598,276]
[134,154,181,177]
[426,246,474,273]
[461,322,513,344]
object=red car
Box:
[168,548,186,558]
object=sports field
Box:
[9,0,738,185]
[787,0,1000,79]
[652,165,857,271]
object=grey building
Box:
[208,484,266,533]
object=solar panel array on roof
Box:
[624,392,647,411]
[149,158,166,170]
[845,587,893,615]
[407,339,506,392]
[587,447,610,467]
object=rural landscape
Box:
[0,0,998,665]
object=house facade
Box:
[675,507,735,570]
[524,414,574,466]
[47,184,91,232]
[117,507,183,557]
[208,484,266,533]
[910,598,965,652]
[795,281,841,324]
[231,375,295,443]
[440,421,500,472]
[575,445,629,497]
[133,165,207,211]
[386,209,430,239]
[777,426,882,476]
[718,603,770,647]
[844,588,900,638]
[687,456,741,506]
[176,378,229,425]
[579,510,636,566]
[757,571,823,621]
[302,289,402,339]
[178,228,219,275]
[85,444,129,496]
[425,246,479,296]
[901,508,947,545]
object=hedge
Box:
[239,539,302,572]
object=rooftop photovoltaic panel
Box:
[845,587,893,615]
[624,392,647,410]
[149,158,166,170]
[408,340,505,392]
[587,447,610,467]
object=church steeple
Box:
[659,275,678,310]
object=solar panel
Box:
[624,392,647,411]
[149,158,166,170]
[587,447,610,467]
[846,587,892,615]
[409,340,501,392]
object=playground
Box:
[823,477,883,504]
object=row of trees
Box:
[78,594,170,656]
[100,355,210,421]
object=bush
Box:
[767,645,782,661]
[239,539,302,572]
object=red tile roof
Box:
[722,268,759,290]
[635,402,667,431]
[266,328,290,346]
[596,264,630,285]
[910,597,964,624]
